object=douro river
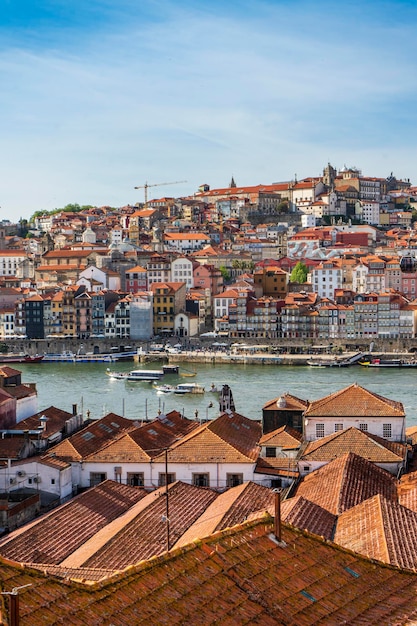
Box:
[17,360,417,428]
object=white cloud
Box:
[1,1,417,218]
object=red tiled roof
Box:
[281,495,337,540]
[48,413,136,461]
[259,424,303,447]
[295,452,398,515]
[263,392,308,412]
[335,494,417,570]
[77,481,218,569]
[175,482,274,549]
[0,480,147,565]
[301,427,406,463]
[305,383,404,418]
[3,519,417,624]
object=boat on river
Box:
[359,358,417,368]
[106,369,129,380]
[126,369,164,382]
[44,351,117,363]
[307,357,350,367]
[173,383,205,395]
[154,384,175,394]
[0,354,44,364]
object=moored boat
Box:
[173,383,205,394]
[126,369,164,382]
[106,369,129,380]
[359,358,417,368]
[0,354,44,364]
[154,384,175,394]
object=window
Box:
[270,478,282,488]
[383,423,392,439]
[158,472,176,487]
[303,466,310,472]
[334,424,343,432]
[127,472,144,487]
[51,478,55,485]
[265,447,277,458]
[359,423,368,432]
[90,472,107,487]
[315,424,325,438]
[226,473,243,488]
[192,473,209,487]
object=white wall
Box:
[16,395,38,422]
[304,417,405,442]
[0,461,73,500]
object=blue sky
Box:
[1,0,417,220]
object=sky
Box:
[1,0,417,221]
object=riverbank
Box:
[135,350,415,366]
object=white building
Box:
[171,257,194,289]
[303,383,406,443]
[310,260,342,299]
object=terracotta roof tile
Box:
[79,481,218,570]
[301,427,406,463]
[0,480,147,564]
[259,424,303,447]
[295,452,398,515]
[254,456,299,477]
[49,413,135,461]
[305,383,405,418]
[335,494,417,570]
[153,412,261,465]
[3,520,417,624]
[281,495,337,540]
[175,482,274,549]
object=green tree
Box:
[219,266,231,282]
[290,261,308,283]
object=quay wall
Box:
[3,337,417,366]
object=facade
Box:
[303,383,406,442]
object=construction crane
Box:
[134,180,187,205]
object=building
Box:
[303,383,406,442]
[150,282,186,335]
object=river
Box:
[16,360,417,428]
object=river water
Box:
[17,360,417,428]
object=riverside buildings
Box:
[0,165,417,341]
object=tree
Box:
[219,266,231,282]
[290,261,308,283]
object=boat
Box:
[0,354,44,364]
[126,369,164,382]
[43,352,117,363]
[173,383,205,395]
[306,358,350,367]
[154,384,175,394]
[180,368,197,377]
[359,358,417,368]
[106,369,129,380]
[162,365,179,375]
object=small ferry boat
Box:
[173,383,205,395]
[359,358,417,368]
[154,384,175,394]
[162,365,180,375]
[126,369,164,382]
[106,369,129,380]
[0,354,44,364]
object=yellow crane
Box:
[134,180,187,205]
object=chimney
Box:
[274,489,282,542]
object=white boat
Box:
[154,384,175,394]
[126,369,164,382]
[173,383,205,395]
[106,369,129,380]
